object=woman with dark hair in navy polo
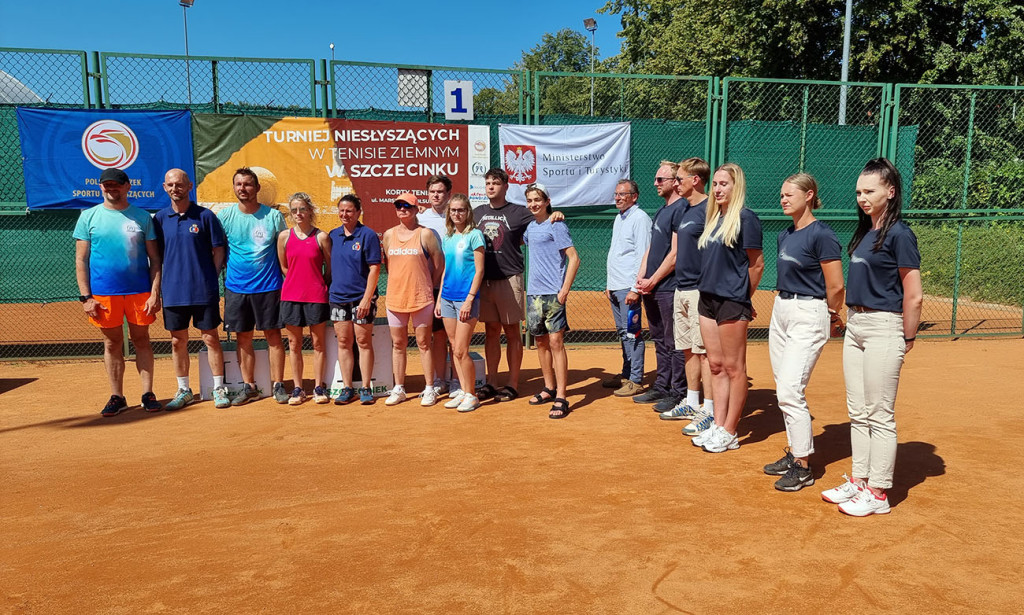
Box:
[327,194,381,406]
[821,158,922,517]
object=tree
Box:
[599,0,1024,85]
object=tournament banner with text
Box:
[498,122,630,207]
[16,108,195,210]
[193,115,491,233]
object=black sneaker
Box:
[100,395,128,417]
[652,395,683,412]
[763,449,795,476]
[632,389,667,404]
[774,463,814,492]
[141,391,162,413]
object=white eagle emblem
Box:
[504,146,536,183]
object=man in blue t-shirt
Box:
[634,161,687,410]
[217,167,288,406]
[73,168,162,417]
[153,169,229,410]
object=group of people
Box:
[74,154,920,516]
[602,156,920,516]
[74,166,582,419]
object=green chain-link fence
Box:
[1,48,1022,358]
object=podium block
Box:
[444,351,486,391]
[323,320,394,397]
[199,340,271,401]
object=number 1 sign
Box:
[444,80,474,121]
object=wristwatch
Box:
[79,294,92,302]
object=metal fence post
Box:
[211,60,220,113]
[318,59,329,118]
[950,91,978,334]
[91,51,104,108]
[799,85,809,171]
[887,85,902,160]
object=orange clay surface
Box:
[1,337,1023,613]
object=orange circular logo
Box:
[81,119,139,169]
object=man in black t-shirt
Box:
[473,168,533,401]
[634,160,687,409]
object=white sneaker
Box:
[448,382,463,399]
[838,489,891,516]
[682,409,714,436]
[444,391,466,409]
[820,474,862,504]
[456,394,480,413]
[420,386,438,407]
[692,423,720,447]
[385,385,407,406]
[702,427,739,453]
[432,378,449,396]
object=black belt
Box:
[778,291,825,301]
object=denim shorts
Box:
[439,296,480,320]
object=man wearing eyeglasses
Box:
[603,179,652,397]
[633,160,688,410]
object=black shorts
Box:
[330,298,377,325]
[431,288,445,333]
[163,303,221,332]
[698,292,753,324]
[281,301,330,327]
[224,288,283,333]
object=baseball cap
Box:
[526,182,550,199]
[99,168,130,184]
[394,192,418,208]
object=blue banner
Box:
[16,108,195,210]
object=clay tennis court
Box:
[1,336,1022,613]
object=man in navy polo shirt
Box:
[328,194,382,405]
[153,169,230,410]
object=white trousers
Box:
[843,311,906,489]
[768,296,829,458]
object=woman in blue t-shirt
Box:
[522,184,581,419]
[693,163,764,453]
[764,173,845,492]
[821,158,922,517]
[433,194,485,413]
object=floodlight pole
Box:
[584,18,597,117]
[839,0,852,125]
[181,0,194,107]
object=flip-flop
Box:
[495,386,519,402]
[476,383,497,401]
[528,387,556,406]
[549,398,571,419]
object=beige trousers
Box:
[843,310,907,489]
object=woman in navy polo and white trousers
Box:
[764,173,845,492]
[821,158,923,516]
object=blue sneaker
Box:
[359,386,375,405]
[683,409,715,437]
[334,387,356,405]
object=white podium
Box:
[444,351,486,391]
[323,320,394,398]
[198,340,271,400]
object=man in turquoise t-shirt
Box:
[73,168,162,417]
[217,167,288,406]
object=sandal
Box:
[549,398,571,419]
[476,383,497,401]
[495,386,519,402]
[529,387,556,406]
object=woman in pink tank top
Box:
[276,192,332,406]
[381,192,443,406]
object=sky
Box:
[0,0,622,70]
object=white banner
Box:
[498,122,631,207]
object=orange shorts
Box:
[88,293,156,329]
